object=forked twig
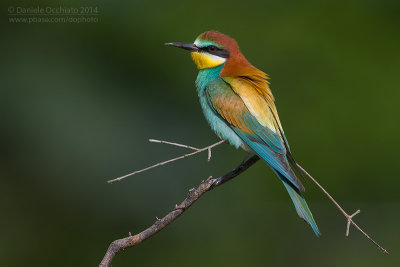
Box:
[148,139,199,150]
[296,164,388,254]
[100,139,388,267]
[139,139,388,253]
[100,154,260,267]
[107,139,225,183]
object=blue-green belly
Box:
[195,66,245,149]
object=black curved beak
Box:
[165,42,199,52]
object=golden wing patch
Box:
[209,93,253,133]
[224,77,278,133]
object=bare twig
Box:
[107,139,225,183]
[149,139,199,150]
[346,210,360,237]
[100,140,388,267]
[150,138,217,162]
[99,155,260,267]
[296,163,389,254]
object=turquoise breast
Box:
[195,65,245,149]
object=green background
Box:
[1,0,399,266]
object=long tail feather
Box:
[275,170,321,236]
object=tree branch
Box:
[296,163,388,254]
[108,140,225,183]
[99,155,260,267]
[100,139,388,267]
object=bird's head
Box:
[166,31,263,80]
[166,31,242,70]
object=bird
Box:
[166,31,320,236]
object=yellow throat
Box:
[190,52,226,69]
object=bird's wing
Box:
[206,77,304,192]
[206,77,320,235]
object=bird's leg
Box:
[241,152,253,164]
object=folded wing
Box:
[206,77,304,192]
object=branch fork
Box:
[107,139,224,184]
[100,138,388,267]
[346,209,360,237]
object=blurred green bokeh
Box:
[1,0,399,266]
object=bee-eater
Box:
[166,31,320,236]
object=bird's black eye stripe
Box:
[199,45,230,58]
[208,45,217,52]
